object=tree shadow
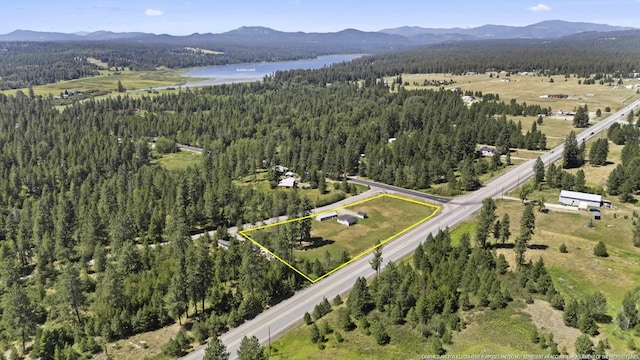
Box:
[492,243,514,249]
[528,244,549,250]
[297,237,335,250]
[595,314,613,324]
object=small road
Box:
[177,144,203,154]
[180,99,640,360]
[347,177,451,204]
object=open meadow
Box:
[396,72,639,112]
[1,67,205,97]
[242,194,439,281]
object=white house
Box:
[316,211,338,222]
[559,190,602,208]
[480,146,496,156]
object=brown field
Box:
[397,72,639,112]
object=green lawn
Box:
[154,150,202,171]
[269,305,434,359]
[243,194,438,281]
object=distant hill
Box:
[0,20,636,52]
[380,20,636,44]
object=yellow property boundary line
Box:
[239,193,441,283]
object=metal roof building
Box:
[337,215,358,226]
[559,190,602,208]
[316,211,338,222]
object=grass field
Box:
[242,194,439,282]
[296,196,436,263]
[1,68,206,97]
[154,150,202,171]
[396,72,640,112]
[268,307,437,359]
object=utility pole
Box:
[268,325,271,358]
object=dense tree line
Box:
[0,42,100,90]
[274,31,640,85]
[607,139,640,202]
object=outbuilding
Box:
[593,211,601,220]
[316,211,338,222]
[337,215,358,226]
[559,190,602,208]
[277,177,296,188]
[356,212,368,219]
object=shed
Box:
[559,190,602,208]
[277,177,296,188]
[337,215,358,226]
[593,211,601,220]
[356,211,368,219]
[316,211,338,222]
[217,240,231,249]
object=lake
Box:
[179,54,362,88]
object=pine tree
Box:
[563,131,582,168]
[57,264,86,324]
[573,106,589,128]
[515,205,535,268]
[574,170,586,192]
[475,198,497,248]
[533,157,545,185]
[347,277,372,318]
[2,284,37,354]
[204,337,230,360]
[500,214,511,243]
[369,241,383,277]
[237,335,266,360]
[575,334,594,355]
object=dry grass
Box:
[492,197,640,354]
[93,323,182,360]
[398,73,639,112]
[522,300,583,354]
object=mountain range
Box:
[0,20,635,48]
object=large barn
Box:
[559,190,602,208]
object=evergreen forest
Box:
[0,32,639,357]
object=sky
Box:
[1,0,639,35]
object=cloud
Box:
[145,8,164,16]
[528,3,551,12]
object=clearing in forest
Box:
[239,194,440,282]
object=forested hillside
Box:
[275,31,640,84]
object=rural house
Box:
[337,215,358,226]
[479,146,496,156]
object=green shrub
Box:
[559,243,568,253]
[594,241,608,257]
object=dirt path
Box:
[523,300,582,354]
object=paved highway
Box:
[181,100,640,359]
